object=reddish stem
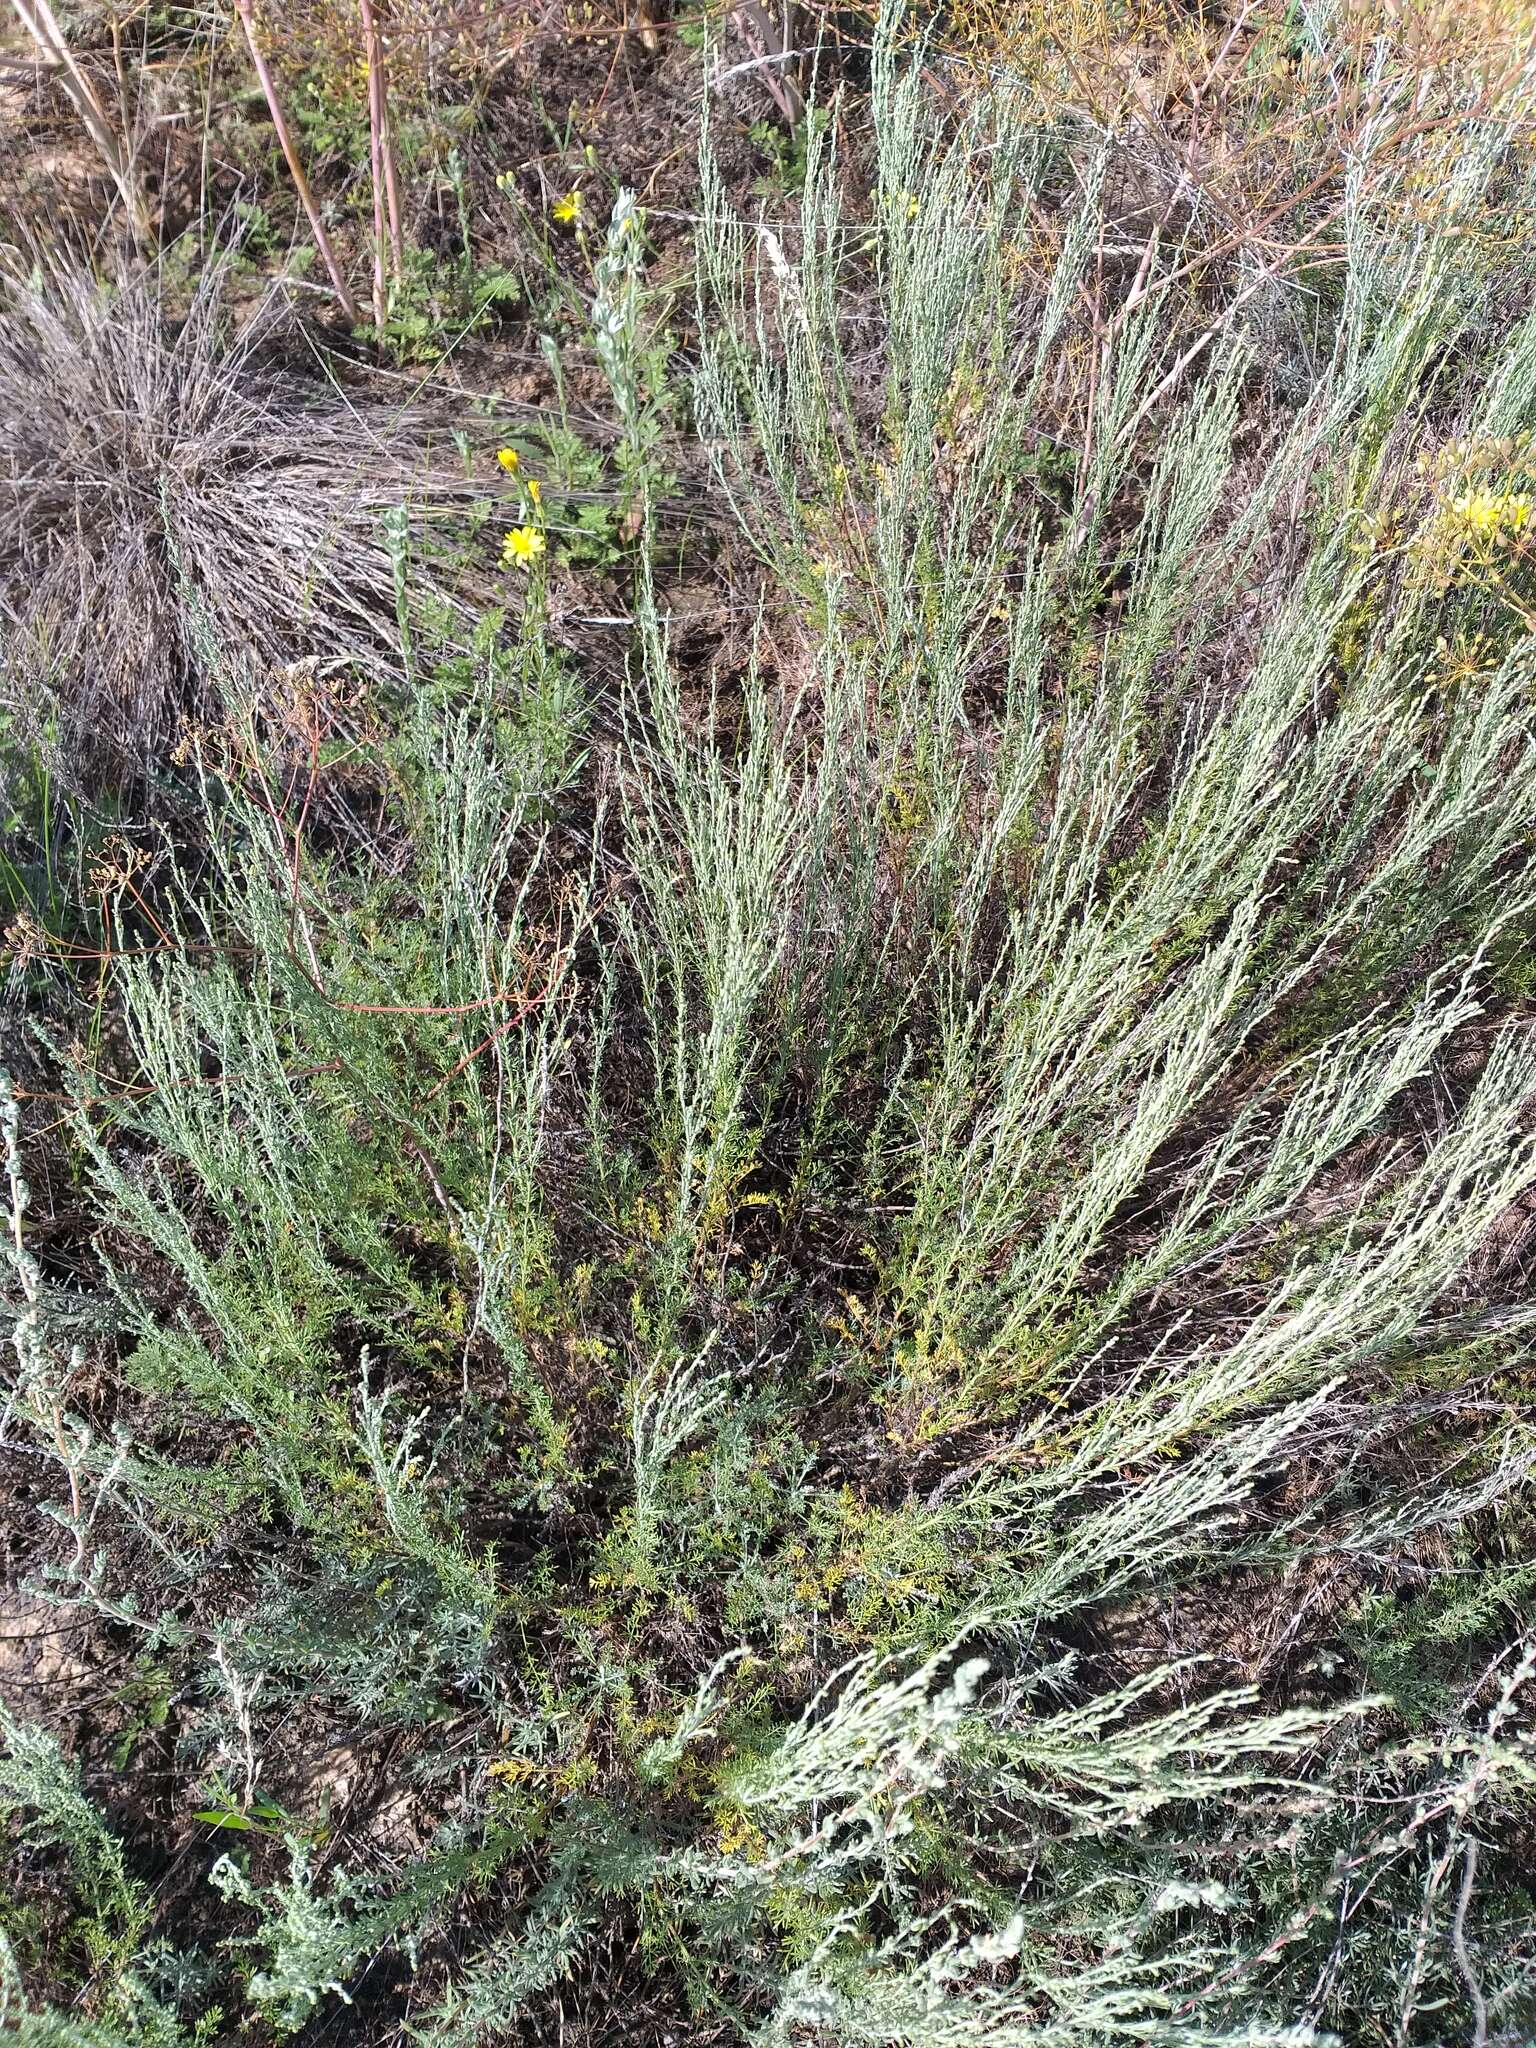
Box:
[232,0,360,324]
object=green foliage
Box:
[749,114,819,199]
[0,1709,149,1988]
[360,245,521,364]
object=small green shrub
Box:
[5,15,1536,2047]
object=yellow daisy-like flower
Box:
[1448,487,1532,541]
[551,190,583,224]
[524,478,542,506]
[496,447,520,473]
[502,524,546,568]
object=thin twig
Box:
[1451,1838,1489,2048]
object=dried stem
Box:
[362,0,388,330]
[8,0,151,245]
[230,0,360,324]
[360,0,404,285]
[735,1,803,124]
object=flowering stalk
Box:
[590,187,662,527]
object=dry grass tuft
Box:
[0,244,487,785]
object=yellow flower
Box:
[487,1756,539,1785]
[525,478,542,506]
[496,447,520,473]
[502,525,546,567]
[1447,487,1532,541]
[551,190,582,224]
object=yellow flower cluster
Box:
[1444,487,1533,544]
